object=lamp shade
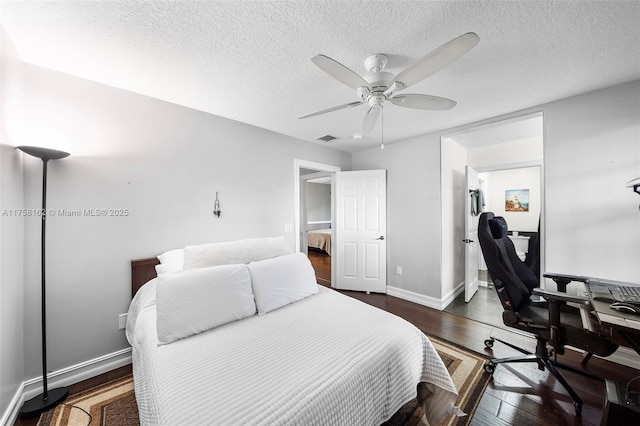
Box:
[18,146,70,161]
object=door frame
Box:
[294,159,340,285]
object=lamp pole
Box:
[18,146,70,417]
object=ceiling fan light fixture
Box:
[301,32,479,137]
[368,94,385,108]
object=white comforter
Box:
[127,281,458,426]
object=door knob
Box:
[375,236,385,240]
[462,239,474,243]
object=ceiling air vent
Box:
[317,134,337,143]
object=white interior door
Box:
[464,166,480,302]
[334,170,387,293]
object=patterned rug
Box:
[37,337,490,426]
[384,337,492,426]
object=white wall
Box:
[351,133,442,299]
[353,80,639,303]
[18,64,351,380]
[480,166,541,232]
[544,80,640,282]
[305,182,331,224]
[440,138,466,299]
[0,27,25,420]
[468,136,543,168]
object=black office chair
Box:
[524,216,540,280]
[477,212,618,415]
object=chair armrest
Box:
[532,288,596,351]
[543,272,588,292]
[543,272,588,283]
[532,288,591,305]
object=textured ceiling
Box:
[1,1,639,152]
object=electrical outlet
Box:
[118,313,128,330]
[284,223,293,233]
[395,266,403,275]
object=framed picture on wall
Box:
[505,189,529,212]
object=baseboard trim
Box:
[387,285,444,310]
[442,281,465,308]
[3,347,132,426]
[1,381,25,426]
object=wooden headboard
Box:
[131,257,160,297]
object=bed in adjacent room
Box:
[307,228,332,255]
[126,236,459,425]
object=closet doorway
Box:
[441,112,544,328]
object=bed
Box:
[127,237,459,425]
[307,228,332,255]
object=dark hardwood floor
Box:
[308,249,331,287]
[15,256,639,426]
[343,290,639,426]
[310,253,639,425]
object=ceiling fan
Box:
[299,32,480,135]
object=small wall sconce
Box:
[213,191,221,218]
[627,177,640,211]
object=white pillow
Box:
[183,236,291,270]
[156,263,256,344]
[248,252,318,315]
[155,248,184,275]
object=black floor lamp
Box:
[18,146,71,417]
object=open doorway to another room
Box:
[441,112,544,329]
[303,174,333,287]
[294,160,340,289]
[476,166,542,285]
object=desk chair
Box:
[524,216,540,279]
[477,212,618,415]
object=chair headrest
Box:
[489,216,508,239]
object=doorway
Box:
[294,160,388,293]
[294,160,340,287]
[303,173,333,287]
[441,112,544,328]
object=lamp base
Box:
[20,387,69,418]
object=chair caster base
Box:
[484,362,496,374]
[574,401,582,416]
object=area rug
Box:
[384,337,492,426]
[37,337,490,426]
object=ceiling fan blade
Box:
[362,106,381,134]
[298,100,364,119]
[390,32,479,90]
[389,94,457,110]
[311,54,371,90]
